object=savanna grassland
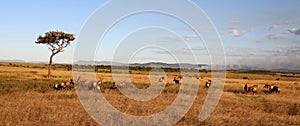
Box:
[0,62,300,126]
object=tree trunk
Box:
[48,53,55,78]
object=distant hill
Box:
[74,60,126,66]
[129,62,207,69]
[0,59,299,73]
[0,59,25,63]
[271,68,300,73]
[74,60,207,69]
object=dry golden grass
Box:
[0,62,300,125]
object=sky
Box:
[0,0,299,70]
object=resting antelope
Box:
[53,83,63,90]
[53,79,73,90]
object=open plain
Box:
[0,62,299,125]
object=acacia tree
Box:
[35,31,75,78]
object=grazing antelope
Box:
[114,81,125,88]
[244,83,257,95]
[173,76,182,84]
[263,84,278,91]
[269,86,281,94]
[159,77,165,82]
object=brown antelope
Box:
[114,81,125,88]
[53,79,75,90]
[270,86,281,93]
[173,76,182,84]
[53,83,63,90]
[244,83,257,95]
[263,84,280,93]
[205,80,212,88]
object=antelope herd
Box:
[52,77,126,91]
[240,75,283,95]
[263,84,281,93]
[52,75,283,95]
[53,79,74,90]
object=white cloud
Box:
[269,24,281,31]
[289,28,298,33]
[231,29,246,37]
[289,28,300,35]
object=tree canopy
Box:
[36,31,75,54]
[35,31,75,78]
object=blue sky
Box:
[0,0,299,70]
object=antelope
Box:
[52,82,67,90]
[263,84,280,93]
[270,86,281,93]
[114,81,125,88]
[244,83,257,95]
[53,79,75,90]
[89,79,102,91]
[159,77,165,82]
[205,80,212,88]
[53,83,63,90]
[173,76,182,84]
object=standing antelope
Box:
[205,80,212,88]
[244,83,257,95]
[89,79,102,91]
[263,84,280,93]
[173,76,182,84]
[159,76,165,82]
[270,86,281,93]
